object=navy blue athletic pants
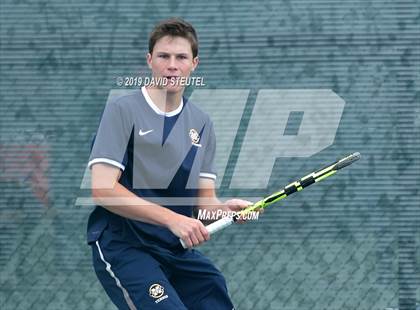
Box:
[91,228,235,309]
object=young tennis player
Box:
[87,17,251,309]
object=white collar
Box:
[141,86,183,117]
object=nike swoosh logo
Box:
[139,129,153,136]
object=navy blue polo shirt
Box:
[87,87,217,249]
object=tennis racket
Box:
[180,152,361,248]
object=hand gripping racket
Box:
[180,152,361,248]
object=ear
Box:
[146,53,152,69]
[192,56,199,72]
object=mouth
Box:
[164,76,183,88]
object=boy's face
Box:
[147,35,198,94]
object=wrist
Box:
[160,208,179,229]
[220,203,231,213]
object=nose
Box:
[167,56,178,71]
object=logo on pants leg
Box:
[149,284,168,304]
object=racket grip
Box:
[206,216,235,234]
[180,217,234,248]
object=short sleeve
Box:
[88,98,132,170]
[200,120,217,180]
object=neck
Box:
[145,86,183,113]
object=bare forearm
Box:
[90,163,212,248]
[92,183,175,227]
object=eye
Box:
[158,54,169,59]
[177,55,188,60]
